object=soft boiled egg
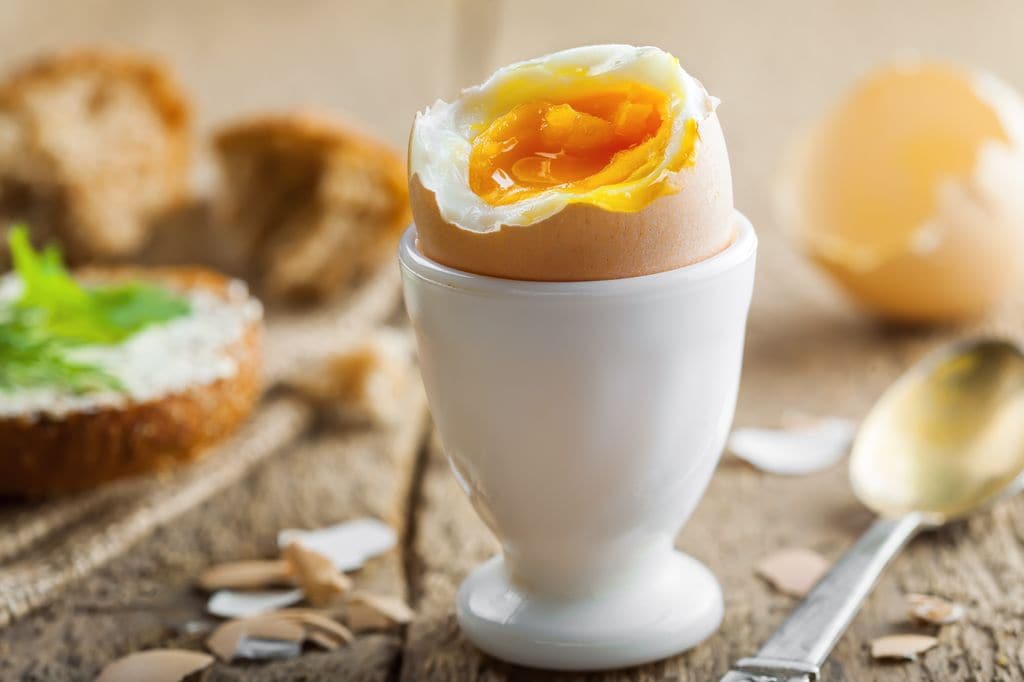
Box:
[781,62,1024,322]
[408,44,734,281]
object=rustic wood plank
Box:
[0,359,429,681]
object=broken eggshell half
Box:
[779,61,1024,322]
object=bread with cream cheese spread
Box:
[0,267,262,496]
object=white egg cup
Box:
[399,213,757,671]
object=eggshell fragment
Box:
[207,616,306,662]
[307,630,344,651]
[207,588,304,619]
[410,112,734,281]
[728,417,857,475]
[755,548,830,597]
[277,610,354,645]
[197,559,292,591]
[345,591,415,631]
[278,518,397,571]
[282,541,352,607]
[234,639,302,660]
[206,611,354,661]
[96,649,214,682]
[906,593,965,625]
[870,634,939,661]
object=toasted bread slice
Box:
[0,49,190,263]
[213,113,409,303]
[0,267,263,496]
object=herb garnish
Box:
[0,226,191,394]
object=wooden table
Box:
[2,1,1024,679]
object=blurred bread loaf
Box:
[0,49,190,262]
[213,113,409,302]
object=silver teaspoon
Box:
[722,338,1024,681]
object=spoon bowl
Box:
[850,339,1024,521]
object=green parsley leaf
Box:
[0,225,192,393]
[8,226,190,344]
[0,308,122,394]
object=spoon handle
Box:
[731,513,924,680]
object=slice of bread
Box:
[0,267,263,497]
[213,113,409,303]
[0,49,190,263]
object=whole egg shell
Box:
[410,111,735,281]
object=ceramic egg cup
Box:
[399,213,757,671]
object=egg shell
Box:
[789,123,1024,321]
[410,113,734,281]
[815,211,1024,322]
[781,62,1024,322]
[811,143,1024,319]
[96,649,214,682]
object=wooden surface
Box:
[3,1,1024,680]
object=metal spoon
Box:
[721,338,1024,682]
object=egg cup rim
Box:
[398,210,756,297]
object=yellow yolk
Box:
[468,83,694,210]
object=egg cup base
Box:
[455,551,723,671]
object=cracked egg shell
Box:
[409,45,735,281]
[781,61,1024,322]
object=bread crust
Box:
[0,267,263,497]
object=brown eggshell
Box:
[811,210,1024,322]
[197,559,292,591]
[96,649,214,682]
[780,63,1024,322]
[410,113,735,281]
[206,616,305,662]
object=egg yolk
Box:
[468,83,680,207]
